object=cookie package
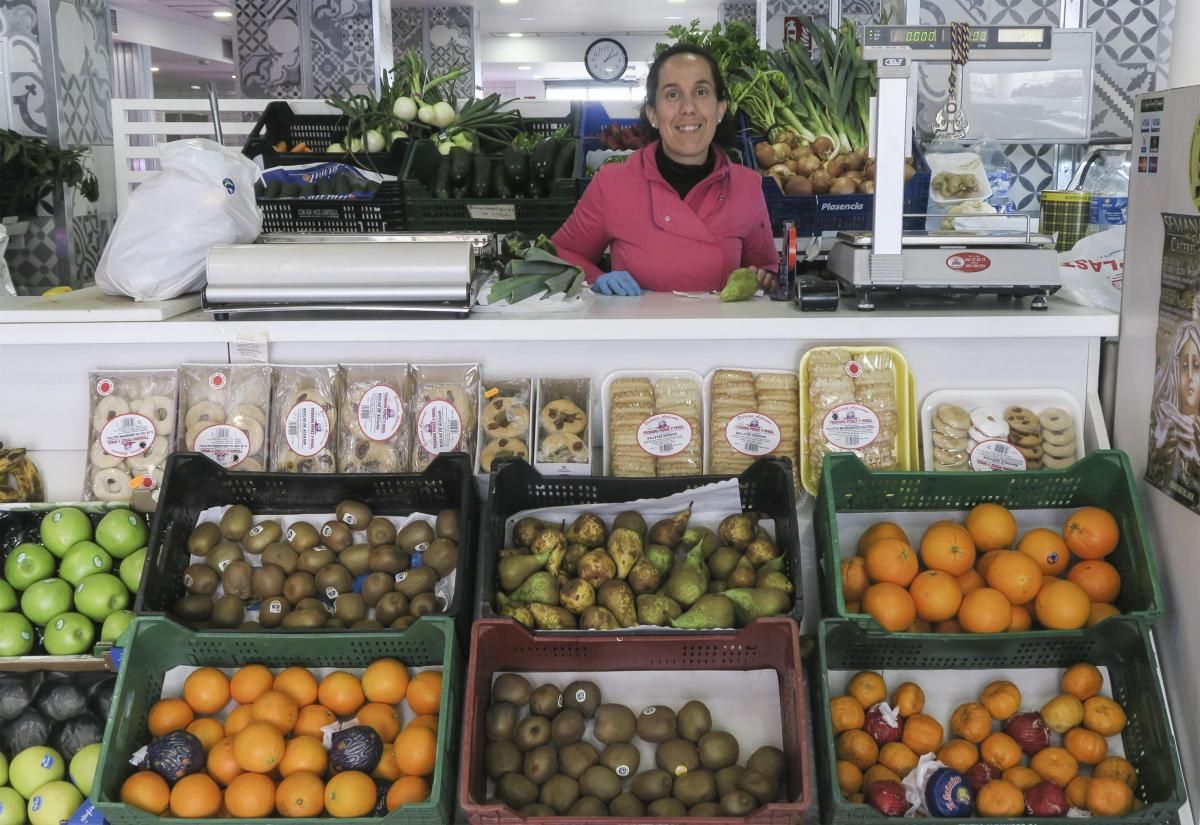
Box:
[410,363,480,472]
[337,364,412,473]
[269,365,340,473]
[604,371,703,477]
[706,368,800,484]
[177,364,271,473]
[478,378,533,473]
[84,369,179,504]
[534,378,592,473]
[925,391,1081,472]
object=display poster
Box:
[1146,212,1200,512]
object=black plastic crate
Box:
[258,180,406,233]
[476,456,803,631]
[135,452,478,648]
[243,101,410,175]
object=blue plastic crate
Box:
[578,101,639,137]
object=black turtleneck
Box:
[656,144,716,200]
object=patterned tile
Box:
[990,0,1059,24]
[1087,0,1157,62]
[311,0,376,96]
[1156,0,1173,89]
[766,0,831,19]
[427,7,475,99]
[919,0,988,25]
[237,0,303,98]
[1005,143,1055,210]
[7,217,62,294]
[69,211,112,286]
[719,2,757,27]
[392,6,423,54]
[1,0,46,136]
[1091,61,1154,138]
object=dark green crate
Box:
[814,450,1164,635]
[814,618,1185,825]
[93,616,462,825]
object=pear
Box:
[510,571,560,605]
[636,594,682,626]
[546,543,567,577]
[718,513,759,550]
[757,556,785,574]
[707,580,726,594]
[499,547,530,559]
[663,544,708,608]
[626,557,662,595]
[598,580,637,627]
[562,544,588,576]
[612,511,647,537]
[606,528,643,580]
[532,528,566,558]
[671,594,735,629]
[560,578,596,615]
[515,517,549,547]
[497,594,535,628]
[649,506,692,549]
[530,602,577,629]
[580,605,621,630]
[744,537,779,567]
[499,550,551,592]
[723,588,792,625]
[757,570,794,593]
[707,547,741,581]
[682,527,719,559]
[578,550,616,589]
[727,556,758,589]
[566,513,608,549]
[644,545,675,578]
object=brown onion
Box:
[767,164,792,179]
[857,180,875,194]
[826,159,847,179]
[772,142,791,160]
[811,136,835,160]
[796,156,822,177]
[784,176,814,196]
[809,170,833,194]
[829,177,858,195]
[846,150,867,171]
[754,143,778,168]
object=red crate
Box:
[459,618,812,825]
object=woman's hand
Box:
[753,267,779,293]
[594,271,643,296]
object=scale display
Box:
[864,25,1051,51]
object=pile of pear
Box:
[494,506,793,630]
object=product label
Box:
[845,360,863,378]
[946,252,992,273]
[208,372,228,391]
[642,707,656,715]
[285,400,331,457]
[395,572,408,583]
[325,586,339,599]
[725,412,782,456]
[467,203,517,221]
[193,424,251,468]
[100,413,156,458]
[357,385,403,441]
[636,413,692,457]
[1090,195,1129,226]
[95,378,115,397]
[575,689,587,703]
[969,439,1028,472]
[821,404,880,450]
[616,765,631,777]
[417,400,463,453]
[268,600,282,614]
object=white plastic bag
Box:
[1056,226,1124,313]
[0,225,14,297]
[96,139,261,301]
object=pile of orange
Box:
[831,664,1140,817]
[842,504,1122,633]
[122,659,443,819]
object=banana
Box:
[0,442,45,503]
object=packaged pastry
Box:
[707,369,800,480]
[269,365,340,473]
[84,369,178,501]
[177,364,271,472]
[410,363,480,472]
[478,378,533,473]
[924,391,1081,472]
[337,364,411,473]
[604,371,703,477]
[534,378,592,473]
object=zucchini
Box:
[471,154,492,198]
[433,158,452,200]
[531,137,559,184]
[502,145,529,187]
[448,147,472,185]
[492,162,513,199]
[264,179,281,199]
[552,140,576,182]
[526,179,543,199]
[451,184,469,199]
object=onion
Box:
[785,159,800,174]
[845,170,864,183]
[767,164,792,179]
[326,142,345,154]
[830,177,858,195]
[389,130,407,145]
[790,146,812,161]
[772,142,791,160]
[811,136,835,160]
[348,136,364,153]
[392,96,418,122]
[864,160,876,181]
[826,159,847,179]
[365,129,385,153]
[904,162,917,182]
[796,156,822,177]
[810,169,833,194]
[417,105,435,124]
[755,143,778,168]
[858,180,875,194]
[846,150,867,171]
[780,130,798,147]
[432,101,456,128]
[769,172,788,192]
[785,176,813,196]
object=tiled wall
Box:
[236,0,303,99]
[391,4,476,100]
[718,2,757,28]
[311,0,376,96]
[1,0,45,136]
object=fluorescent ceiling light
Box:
[231,74,237,79]
[667,0,687,4]
[519,16,534,20]
[518,65,532,70]
[665,15,682,18]
[507,32,524,37]
[212,9,233,18]
[499,0,519,4]
[150,66,160,72]
[534,75,545,79]
[191,85,201,90]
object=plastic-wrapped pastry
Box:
[178,364,271,472]
[479,379,533,472]
[270,366,339,473]
[338,364,410,473]
[535,378,592,467]
[410,364,480,472]
[85,369,178,500]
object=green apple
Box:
[0,787,25,825]
[118,548,146,594]
[19,579,73,626]
[0,580,16,612]
[99,610,134,644]
[9,746,63,798]
[0,613,34,657]
[68,744,101,798]
[94,510,146,560]
[57,542,111,587]
[0,749,8,786]
[41,613,94,656]
[72,575,128,623]
[39,509,92,558]
[26,781,81,825]
[3,545,55,591]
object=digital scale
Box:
[827,25,1063,311]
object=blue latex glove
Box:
[594,270,642,296]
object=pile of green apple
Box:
[0,743,101,825]
[0,507,148,657]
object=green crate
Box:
[814,618,1185,825]
[92,616,462,825]
[814,450,1164,635]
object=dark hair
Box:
[639,43,739,151]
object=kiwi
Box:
[339,545,371,576]
[632,769,673,803]
[539,775,579,815]
[486,702,518,741]
[558,742,598,779]
[325,617,346,629]
[281,609,326,629]
[351,619,383,629]
[637,705,677,743]
[320,520,352,551]
[673,769,716,806]
[285,521,320,552]
[699,730,740,770]
[562,681,601,718]
[221,561,254,600]
[261,543,299,575]
[396,521,435,552]
[334,593,367,623]
[361,572,394,607]
[187,523,221,556]
[210,594,245,628]
[374,592,409,625]
[691,802,724,817]
[656,739,700,777]
[578,765,621,803]
[495,773,537,810]
[315,564,353,600]
[300,545,338,574]
[599,743,640,778]
[551,708,585,746]
[594,704,636,744]
[294,597,328,615]
[258,596,290,628]
[513,715,550,752]
[422,539,458,578]
[369,545,409,575]
[677,700,712,742]
[336,500,372,529]
[251,564,286,600]
[206,542,244,573]
[529,684,562,718]
[282,571,316,605]
[647,798,687,817]
[484,740,522,780]
[408,592,438,616]
[243,519,281,554]
[238,621,261,631]
[174,593,213,621]
[520,803,555,817]
[738,769,779,804]
[746,746,785,782]
[721,790,757,815]
[523,744,558,784]
[716,765,745,798]
[366,517,396,547]
[435,509,459,541]
[568,796,607,816]
[390,615,415,630]
[395,566,437,597]
[609,792,645,817]
[219,505,253,540]
[183,564,219,595]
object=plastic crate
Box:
[741,133,931,236]
[578,102,639,138]
[258,180,406,233]
[134,452,477,648]
[460,618,812,825]
[814,450,1164,635]
[243,101,410,175]
[476,456,803,630]
[93,616,461,825]
[814,618,1185,825]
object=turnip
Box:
[392,96,418,122]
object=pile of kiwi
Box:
[480,674,787,817]
[175,499,460,630]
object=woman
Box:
[1148,316,1200,494]
[552,44,778,296]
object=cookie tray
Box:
[702,368,800,476]
[600,369,707,477]
[921,388,1085,473]
[475,377,535,477]
[532,377,593,476]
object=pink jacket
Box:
[551,142,777,293]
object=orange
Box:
[357,702,401,742]
[936,739,979,773]
[841,557,869,602]
[980,681,1022,720]
[1083,696,1127,736]
[252,689,299,734]
[836,730,878,770]
[920,522,976,576]
[857,522,909,555]
[956,569,985,596]
[183,667,230,715]
[848,671,888,709]
[901,713,944,755]
[233,721,286,773]
[949,702,992,743]
[1063,507,1119,559]
[224,704,254,737]
[965,503,1017,552]
[959,587,1012,633]
[1064,727,1108,765]
[862,582,916,632]
[324,770,377,818]
[169,773,222,818]
[279,735,329,777]
[1003,765,1043,792]
[909,570,963,623]
[846,601,861,614]
[1008,604,1033,632]
[274,666,319,707]
[879,742,919,777]
[277,771,325,818]
[1031,746,1079,786]
[864,539,919,586]
[373,744,402,782]
[407,671,443,716]
[207,736,244,786]
[386,776,430,810]
[890,682,925,718]
[1017,528,1071,575]
[976,779,1025,817]
[231,664,276,705]
[224,772,276,818]
[148,697,194,736]
[319,671,366,717]
[1035,579,1091,629]
[976,550,1006,579]
[1062,663,1104,700]
[120,771,170,815]
[1086,776,1134,816]
[1066,776,1091,809]
[394,724,438,776]
[933,619,962,633]
[830,695,866,733]
[1094,756,1138,789]
[985,551,1043,605]
[909,619,932,633]
[363,658,410,705]
[1088,603,1121,626]
[1068,560,1121,603]
[863,765,902,786]
[837,760,863,795]
[295,704,338,738]
[980,732,1023,771]
[186,717,225,751]
[407,714,440,732]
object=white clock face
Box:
[586,39,627,82]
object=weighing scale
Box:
[826,24,1063,310]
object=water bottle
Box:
[977,138,1017,214]
[1086,161,1130,234]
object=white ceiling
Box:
[111,0,233,33]
[393,0,718,39]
